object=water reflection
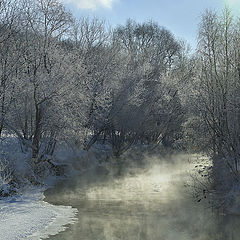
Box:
[45,155,240,240]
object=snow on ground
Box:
[0,189,78,240]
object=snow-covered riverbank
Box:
[0,189,78,240]
[0,137,109,240]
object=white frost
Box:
[0,190,78,240]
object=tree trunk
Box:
[32,105,42,160]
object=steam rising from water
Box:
[45,154,240,240]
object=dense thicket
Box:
[2,0,240,185]
[196,8,240,183]
[0,0,188,162]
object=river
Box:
[44,154,240,240]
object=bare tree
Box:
[2,0,74,161]
[0,0,23,137]
[197,8,240,180]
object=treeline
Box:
[0,0,188,163]
[1,0,240,183]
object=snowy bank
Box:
[0,190,78,240]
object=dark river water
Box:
[44,154,240,240]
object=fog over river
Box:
[44,154,240,240]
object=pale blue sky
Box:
[61,0,240,49]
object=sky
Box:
[60,0,240,49]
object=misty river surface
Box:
[44,154,240,240]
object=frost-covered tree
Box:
[1,0,76,161]
[102,20,184,155]
[0,0,23,137]
[0,1,187,162]
[196,8,240,179]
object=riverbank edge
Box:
[0,182,78,240]
[29,187,79,240]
